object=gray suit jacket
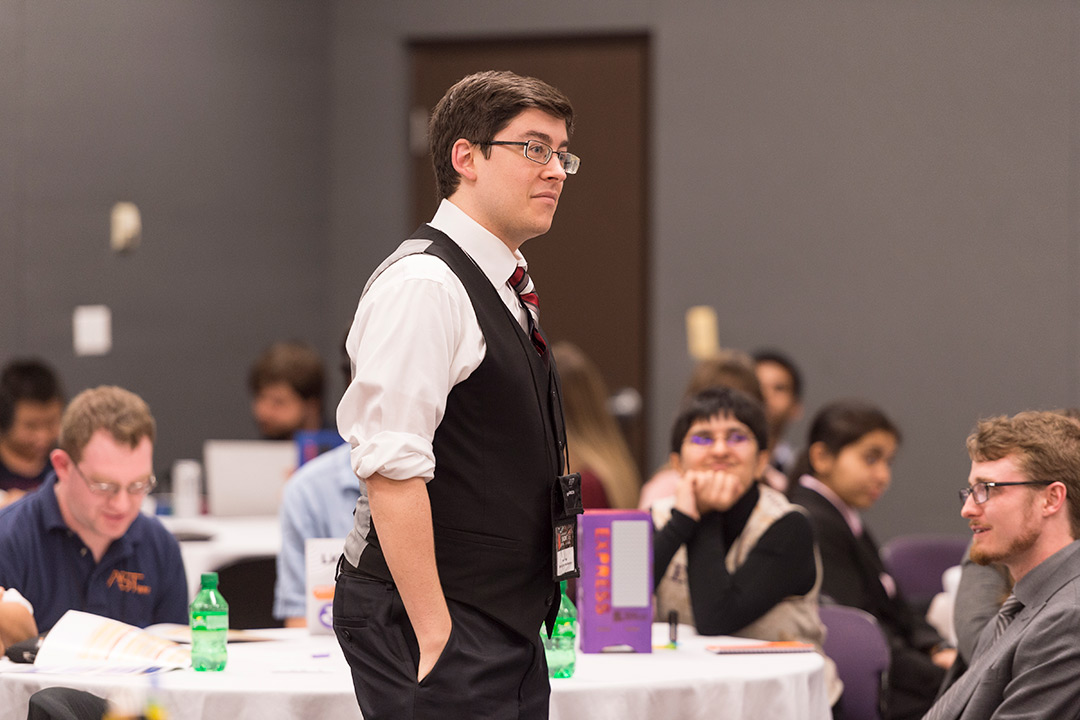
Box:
[925,540,1080,720]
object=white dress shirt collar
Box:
[429,199,527,288]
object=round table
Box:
[0,625,830,720]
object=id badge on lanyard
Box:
[551,472,583,580]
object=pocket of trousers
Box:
[416,617,459,689]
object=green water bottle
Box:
[189,572,228,671]
[543,580,577,678]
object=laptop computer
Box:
[203,439,296,517]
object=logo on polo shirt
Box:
[107,570,151,595]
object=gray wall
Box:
[4,1,1079,541]
[1,1,333,474]
[327,1,1080,541]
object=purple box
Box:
[577,510,653,654]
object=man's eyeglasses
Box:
[479,139,581,175]
[958,480,1053,505]
[687,431,752,449]
[71,462,157,497]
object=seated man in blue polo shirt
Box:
[273,441,364,627]
[0,385,187,632]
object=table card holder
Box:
[577,510,653,654]
[304,538,344,634]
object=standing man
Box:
[334,71,580,720]
[925,411,1080,720]
[0,386,187,632]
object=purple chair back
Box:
[881,534,969,607]
[819,604,890,720]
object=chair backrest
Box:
[818,604,890,720]
[213,555,283,630]
[881,534,969,608]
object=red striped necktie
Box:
[508,266,547,356]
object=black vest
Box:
[357,224,563,639]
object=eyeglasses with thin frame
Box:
[478,139,581,175]
[70,461,157,497]
[686,430,752,450]
[958,480,1053,505]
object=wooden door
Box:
[409,36,650,476]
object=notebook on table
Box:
[203,439,296,517]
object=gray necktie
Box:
[992,593,1023,643]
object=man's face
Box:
[1,399,63,463]
[53,429,153,552]
[468,108,570,249]
[963,455,1043,570]
[252,382,313,440]
[755,361,801,439]
[672,412,769,495]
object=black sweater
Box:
[653,484,817,635]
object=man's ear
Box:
[50,448,70,480]
[451,138,479,182]
[1043,481,1068,517]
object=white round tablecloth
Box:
[0,625,830,720]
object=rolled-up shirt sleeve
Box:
[337,253,485,483]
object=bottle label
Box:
[192,613,228,631]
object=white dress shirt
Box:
[336,199,531,484]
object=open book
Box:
[30,610,190,674]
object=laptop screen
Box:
[202,439,296,517]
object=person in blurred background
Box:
[552,341,640,509]
[639,349,785,509]
[274,336,362,627]
[788,400,953,720]
[752,348,803,475]
[652,386,841,707]
[248,341,325,441]
[0,359,65,506]
[0,386,187,632]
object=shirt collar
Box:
[1013,538,1080,608]
[799,474,864,538]
[429,199,526,288]
[38,474,70,533]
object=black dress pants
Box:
[334,572,550,720]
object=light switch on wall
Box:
[73,305,112,356]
